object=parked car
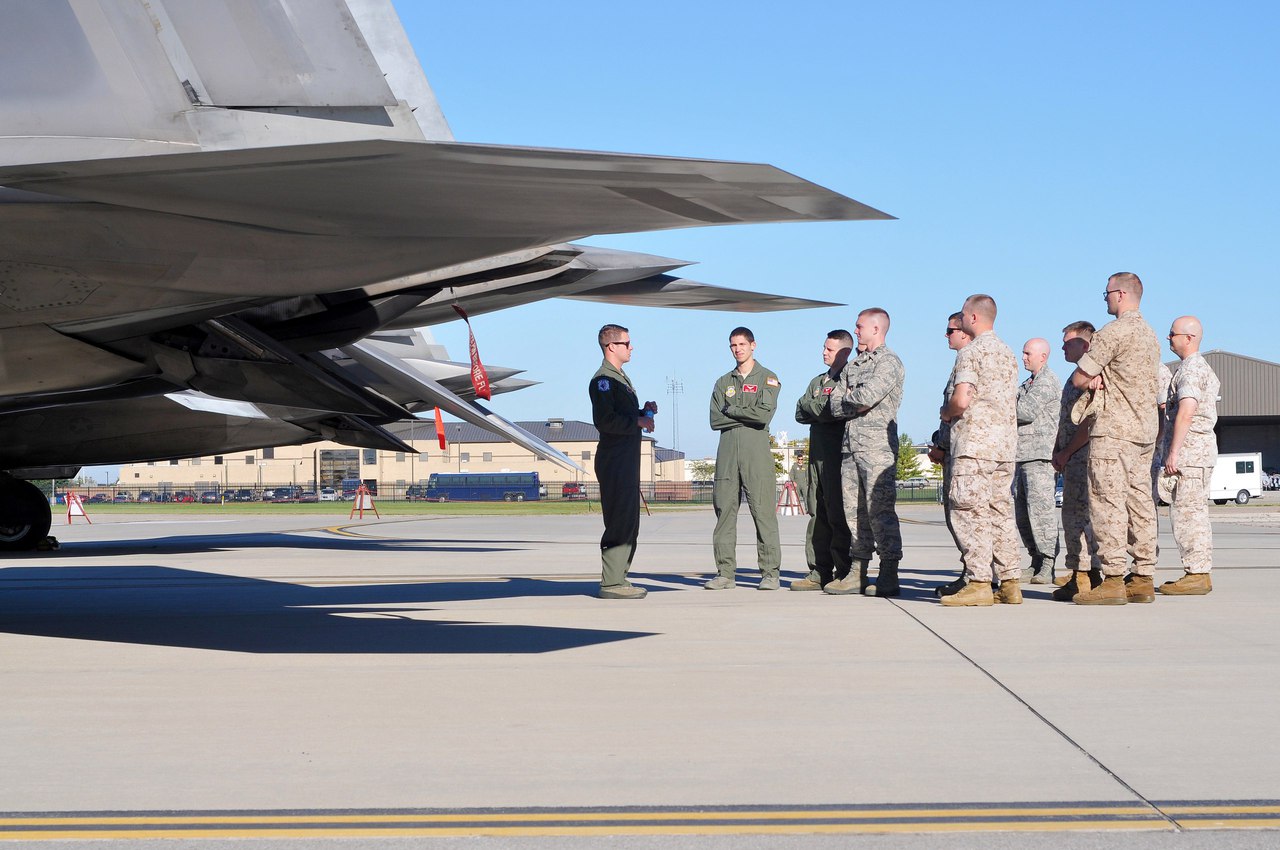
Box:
[319,487,337,502]
[299,490,319,503]
[88,493,109,503]
[113,492,131,502]
[233,488,256,502]
[896,477,930,489]
[172,492,196,503]
[138,491,153,503]
[153,493,173,503]
[270,486,301,503]
[562,482,588,501]
[199,491,220,503]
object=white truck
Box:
[1210,452,1265,505]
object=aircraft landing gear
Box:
[0,477,53,551]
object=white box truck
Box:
[1210,452,1264,505]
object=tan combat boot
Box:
[789,572,827,591]
[993,579,1023,604]
[1073,574,1127,605]
[940,581,994,607]
[1125,574,1155,603]
[1159,572,1213,595]
[823,560,868,596]
[1053,570,1091,602]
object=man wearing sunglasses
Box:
[589,324,657,599]
[1068,272,1162,605]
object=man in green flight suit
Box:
[789,329,854,590]
[706,327,783,590]
[589,324,657,599]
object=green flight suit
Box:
[589,360,645,588]
[795,370,852,583]
[710,362,781,578]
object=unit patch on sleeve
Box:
[597,378,610,392]
[725,386,736,398]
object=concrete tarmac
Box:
[1,501,1278,847]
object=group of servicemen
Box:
[589,272,1221,605]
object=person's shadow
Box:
[0,565,653,654]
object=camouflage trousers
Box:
[949,457,1020,582]
[1087,436,1157,577]
[1014,459,1061,560]
[1158,466,1213,573]
[941,458,965,571]
[1060,455,1100,570]
[840,450,902,562]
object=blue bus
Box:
[422,472,541,502]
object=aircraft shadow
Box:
[0,566,652,654]
[13,532,520,557]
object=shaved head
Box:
[1171,315,1202,337]
[1024,338,1050,357]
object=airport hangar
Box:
[1196,351,1280,474]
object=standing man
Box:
[929,312,974,597]
[1151,362,1173,503]
[940,294,1022,607]
[706,327,783,590]
[589,324,657,599]
[1069,272,1162,605]
[1014,338,1062,583]
[790,330,854,591]
[825,308,905,597]
[1158,316,1219,595]
[1051,321,1103,601]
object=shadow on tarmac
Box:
[0,566,653,653]
[9,531,523,558]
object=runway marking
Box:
[1,801,1276,839]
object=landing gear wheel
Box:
[0,477,53,551]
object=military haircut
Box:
[598,323,629,351]
[827,328,854,345]
[963,293,998,321]
[858,307,891,330]
[948,311,964,324]
[729,326,755,343]
[1109,271,1144,298]
[1062,320,1096,340]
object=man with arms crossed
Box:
[825,308,905,597]
[790,330,854,591]
[1069,272,1161,605]
[940,294,1022,607]
[1051,321,1103,601]
[589,324,657,599]
[1158,316,1219,595]
[706,327,783,590]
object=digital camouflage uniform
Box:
[933,360,965,570]
[710,362,782,579]
[1076,310,1161,578]
[830,345,904,570]
[1158,352,1219,573]
[1056,381,1099,571]
[795,371,852,584]
[947,331,1020,583]
[589,360,645,588]
[1014,365,1062,566]
[1151,362,1173,503]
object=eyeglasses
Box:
[608,340,633,348]
[1102,289,1123,299]
[1167,332,1195,339]
[944,327,962,335]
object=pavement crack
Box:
[888,598,1183,832]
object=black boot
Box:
[866,560,900,597]
[935,573,966,598]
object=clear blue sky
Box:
[398,1,1280,461]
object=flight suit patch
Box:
[597,378,610,391]
[725,386,736,397]
[743,384,758,393]
[766,377,780,387]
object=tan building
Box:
[116,418,686,497]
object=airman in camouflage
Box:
[929,311,974,597]
[1157,316,1219,596]
[1051,321,1102,601]
[790,330,854,591]
[825,308,904,597]
[706,327,783,590]
[940,294,1022,607]
[1069,272,1161,606]
[1014,338,1062,583]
